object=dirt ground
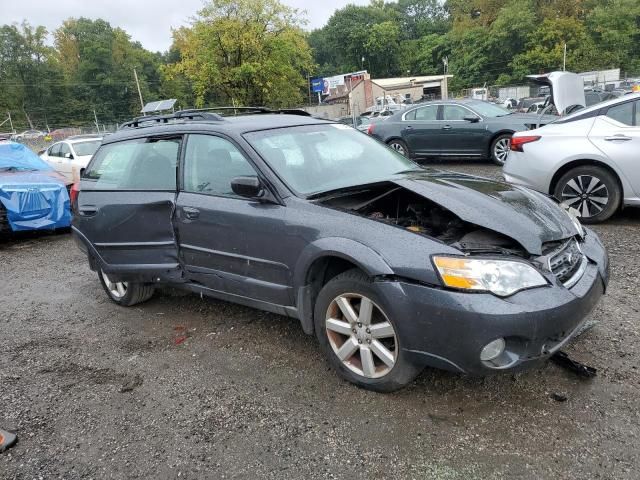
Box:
[1,161,639,480]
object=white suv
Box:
[504,93,640,223]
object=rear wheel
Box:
[490,133,512,166]
[314,269,422,392]
[553,166,621,223]
[99,270,155,306]
[387,139,410,158]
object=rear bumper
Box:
[502,150,552,193]
[377,232,608,375]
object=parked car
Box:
[337,116,371,132]
[367,99,556,165]
[504,93,640,223]
[0,141,72,235]
[585,91,617,107]
[516,97,546,113]
[71,109,607,392]
[11,130,45,141]
[41,137,102,181]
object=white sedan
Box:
[504,93,640,223]
[41,137,102,181]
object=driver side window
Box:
[59,143,71,159]
[442,105,473,121]
[183,134,257,197]
[49,143,61,157]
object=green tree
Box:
[164,0,314,108]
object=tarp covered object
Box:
[0,142,71,231]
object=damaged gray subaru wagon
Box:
[72,109,609,392]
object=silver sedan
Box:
[503,93,640,223]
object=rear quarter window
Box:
[83,138,180,190]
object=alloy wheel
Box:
[390,142,406,156]
[493,137,510,164]
[325,293,397,379]
[560,175,609,218]
[101,271,128,299]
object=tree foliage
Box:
[163,0,314,108]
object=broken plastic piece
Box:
[0,428,17,453]
[551,351,597,379]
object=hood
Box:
[527,72,586,115]
[392,171,578,255]
[0,170,68,186]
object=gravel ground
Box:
[1,160,639,479]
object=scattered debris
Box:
[0,428,17,453]
[551,351,597,379]
[551,393,568,402]
[174,335,188,346]
[120,374,143,393]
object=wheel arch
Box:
[293,238,394,335]
[549,159,623,199]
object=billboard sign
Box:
[311,77,324,93]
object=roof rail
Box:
[178,107,311,117]
[118,106,311,130]
[119,111,225,129]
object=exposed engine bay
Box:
[318,183,528,257]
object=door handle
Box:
[604,135,631,141]
[78,206,97,216]
[405,125,413,130]
[442,125,452,130]
[182,206,200,219]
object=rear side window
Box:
[606,101,634,126]
[84,137,180,190]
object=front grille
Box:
[548,239,585,286]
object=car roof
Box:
[102,113,331,145]
[556,92,640,123]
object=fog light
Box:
[480,338,506,362]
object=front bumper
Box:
[378,231,608,375]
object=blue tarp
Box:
[0,142,71,232]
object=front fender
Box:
[293,236,394,290]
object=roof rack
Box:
[118,106,311,130]
[119,111,225,129]
[177,107,311,117]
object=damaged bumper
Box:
[378,230,608,375]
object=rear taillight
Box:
[510,135,541,152]
[367,123,375,135]
[70,182,80,213]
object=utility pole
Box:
[133,68,145,113]
[563,44,567,71]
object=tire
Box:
[553,166,621,224]
[490,133,512,166]
[387,139,410,158]
[98,270,155,307]
[314,269,423,392]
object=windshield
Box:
[73,140,101,157]
[470,101,512,117]
[244,124,416,196]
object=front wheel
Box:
[387,139,410,158]
[314,269,423,392]
[553,166,621,223]
[99,270,155,306]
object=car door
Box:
[589,99,640,196]
[57,142,74,180]
[401,104,441,155]
[175,133,292,306]
[440,104,486,155]
[44,143,62,169]
[74,136,182,281]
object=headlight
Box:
[433,256,548,297]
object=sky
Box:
[3,0,370,52]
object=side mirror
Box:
[463,116,480,123]
[231,176,264,199]
[64,152,73,159]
